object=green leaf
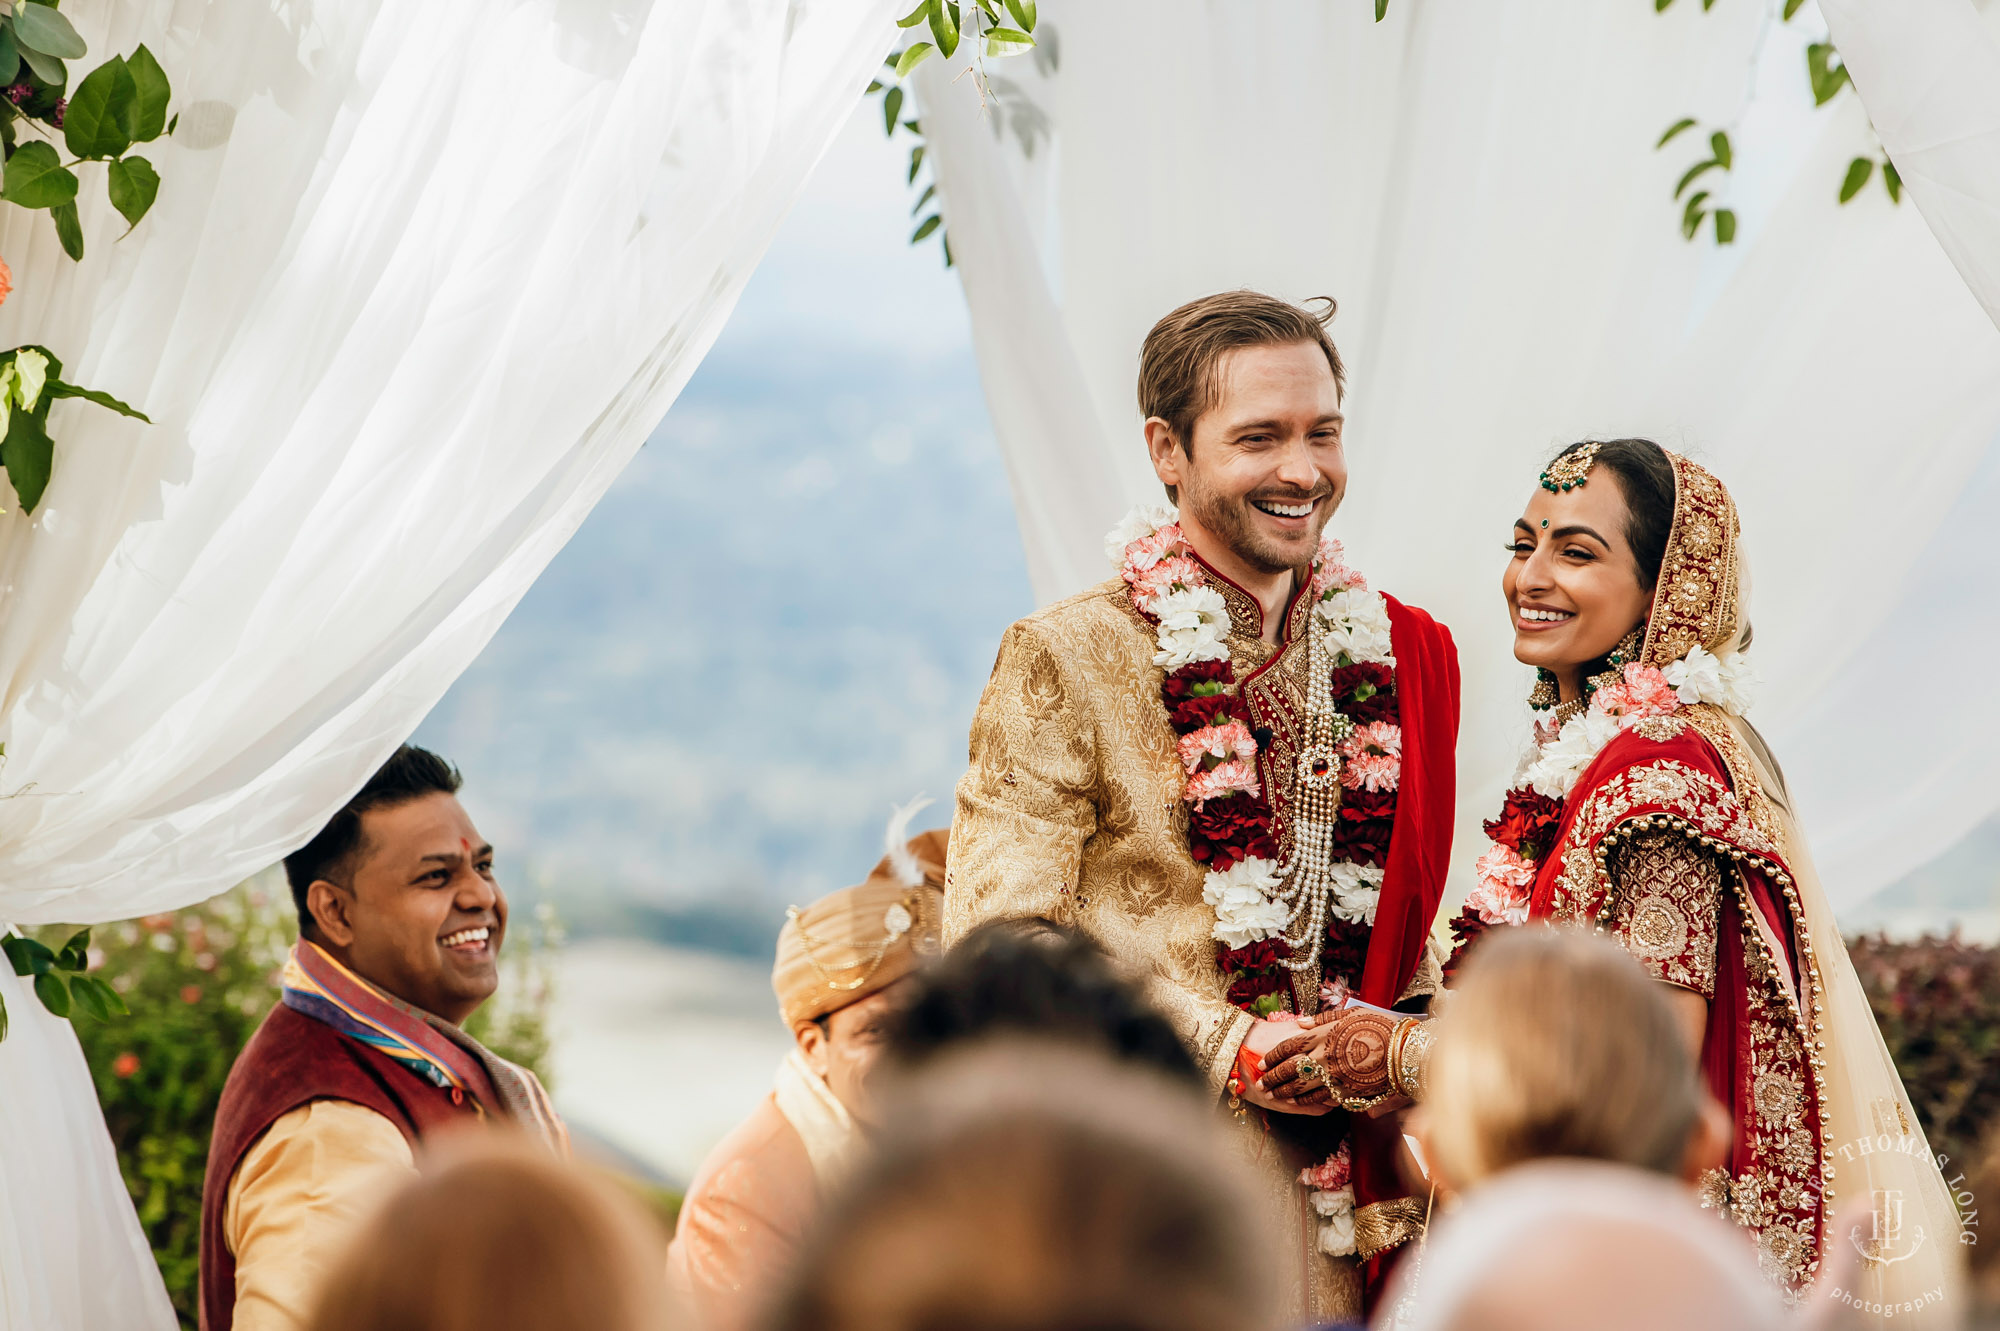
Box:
[1005,0,1037,32]
[0,988,8,1043]
[1376,0,1389,19]
[1,934,54,976]
[32,971,69,1019]
[1656,117,1698,149]
[107,154,159,229]
[942,231,953,268]
[1807,43,1850,106]
[984,25,1033,57]
[1,397,54,510]
[928,0,960,59]
[45,380,149,421]
[1839,156,1873,203]
[865,79,883,94]
[63,54,134,159]
[1681,190,1710,240]
[911,181,936,215]
[1783,0,1806,16]
[912,213,942,243]
[50,199,82,260]
[903,119,921,134]
[123,43,171,143]
[895,41,934,77]
[1713,208,1737,244]
[1655,0,1673,10]
[1673,157,1720,200]
[16,44,64,87]
[75,973,127,1017]
[907,143,925,184]
[57,927,89,972]
[895,0,931,28]
[2,140,78,209]
[1883,161,1902,204]
[882,85,904,136]
[67,972,111,1021]
[1710,130,1732,171]
[0,26,21,86]
[11,3,87,60]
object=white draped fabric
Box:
[916,0,2000,913]
[0,0,894,1324]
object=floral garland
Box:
[1109,504,1400,1260]
[1448,645,1758,967]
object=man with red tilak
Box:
[946,291,1460,1323]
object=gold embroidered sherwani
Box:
[946,574,1436,1322]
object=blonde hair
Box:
[306,1132,674,1331]
[1421,927,1701,1189]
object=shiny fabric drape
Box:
[915,1,2000,911]
[0,1,897,1324]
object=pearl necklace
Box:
[1274,607,1356,983]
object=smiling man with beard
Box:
[947,291,1461,1324]
[199,745,564,1331]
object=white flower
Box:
[1203,857,1289,948]
[1152,585,1232,669]
[1312,1186,1357,1255]
[13,348,48,413]
[1317,588,1396,665]
[1522,707,1620,800]
[1663,646,1758,715]
[1103,503,1178,570]
[1324,862,1385,926]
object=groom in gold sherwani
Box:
[945,291,1461,1322]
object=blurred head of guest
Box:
[885,920,1202,1087]
[770,1041,1280,1331]
[666,806,947,1331]
[1414,925,1728,1195]
[284,743,503,1024]
[307,1133,674,1331]
[1385,1159,1784,1331]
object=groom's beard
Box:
[1181,475,1335,577]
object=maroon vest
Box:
[198,1002,477,1331]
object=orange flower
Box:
[0,257,12,308]
[180,985,203,1004]
[111,1052,140,1078]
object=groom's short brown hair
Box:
[1138,290,1346,451]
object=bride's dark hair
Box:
[1544,438,1676,590]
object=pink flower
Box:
[1178,720,1258,773]
[111,1052,140,1079]
[0,257,12,309]
[1466,844,1535,925]
[1299,1141,1353,1191]
[1338,721,1402,793]
[1121,524,1184,573]
[1309,535,1365,595]
[1185,757,1262,805]
[1592,664,1680,723]
[1128,553,1203,613]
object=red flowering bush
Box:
[1190,794,1280,869]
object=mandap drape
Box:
[915,0,2000,915]
[0,0,897,1325]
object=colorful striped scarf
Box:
[281,940,568,1152]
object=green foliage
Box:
[0,5,175,260]
[868,0,1043,267]
[42,880,558,1328]
[0,344,149,514]
[1839,155,1874,204]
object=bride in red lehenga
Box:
[1454,438,1964,1318]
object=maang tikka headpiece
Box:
[1540,440,1603,494]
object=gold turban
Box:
[772,824,947,1028]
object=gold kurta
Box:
[947,574,1391,1322]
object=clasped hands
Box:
[1235,1007,1403,1116]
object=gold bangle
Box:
[1388,1018,1432,1101]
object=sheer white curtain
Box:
[917,0,2000,913]
[0,0,895,1324]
